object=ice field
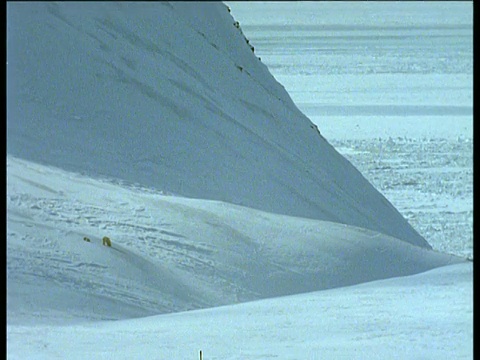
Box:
[7,2,473,359]
[229,1,473,260]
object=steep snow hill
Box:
[7,2,428,247]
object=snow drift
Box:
[7,2,428,248]
[7,156,461,323]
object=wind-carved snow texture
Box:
[7,1,428,248]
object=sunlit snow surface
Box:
[7,264,473,359]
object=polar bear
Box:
[102,236,112,247]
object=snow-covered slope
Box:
[7,156,461,324]
[7,157,470,358]
[7,2,428,247]
[8,263,472,359]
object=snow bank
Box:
[7,2,428,248]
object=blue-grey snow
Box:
[7,2,472,359]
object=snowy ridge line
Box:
[7,156,464,324]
